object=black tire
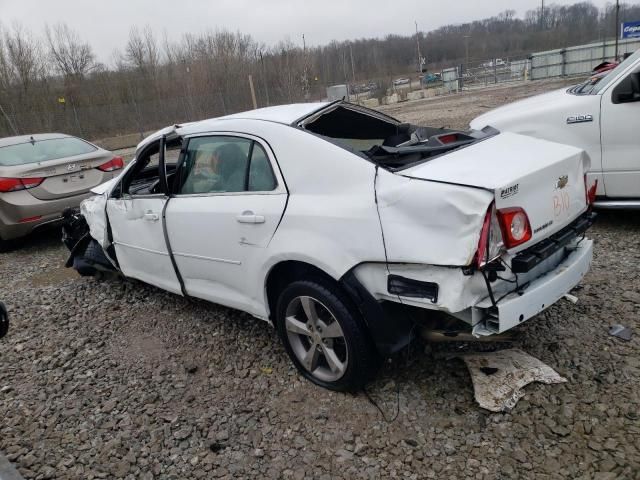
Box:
[275,279,379,391]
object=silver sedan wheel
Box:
[284,296,348,382]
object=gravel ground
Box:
[1,80,639,480]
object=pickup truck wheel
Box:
[276,280,378,391]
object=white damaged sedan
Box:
[64,101,596,391]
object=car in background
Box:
[471,49,640,207]
[0,133,123,251]
[65,101,595,391]
[392,77,410,86]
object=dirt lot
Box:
[1,80,639,480]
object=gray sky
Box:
[0,0,614,64]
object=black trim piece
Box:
[340,270,415,356]
[161,198,187,297]
[387,275,439,303]
[511,211,596,273]
[244,140,255,191]
[158,134,169,194]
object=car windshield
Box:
[0,137,97,166]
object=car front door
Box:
[106,139,183,294]
[600,59,640,198]
[165,134,287,314]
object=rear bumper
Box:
[0,190,95,240]
[472,237,593,335]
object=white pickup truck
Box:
[471,49,640,208]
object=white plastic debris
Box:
[563,293,579,304]
[462,348,567,412]
[609,325,632,342]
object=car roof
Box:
[0,133,72,148]
[197,102,331,129]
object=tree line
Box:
[0,1,639,140]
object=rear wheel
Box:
[276,279,378,391]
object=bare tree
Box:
[125,26,160,78]
[45,23,95,79]
[2,23,44,94]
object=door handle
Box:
[236,211,265,224]
[143,211,159,222]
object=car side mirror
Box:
[612,71,640,104]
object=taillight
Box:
[475,203,505,268]
[496,207,532,249]
[97,156,124,172]
[438,133,458,144]
[584,175,598,206]
[0,177,44,193]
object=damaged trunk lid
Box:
[400,132,590,251]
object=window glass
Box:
[249,143,277,191]
[179,137,251,194]
[0,137,96,166]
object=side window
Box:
[177,136,277,194]
[179,137,251,194]
[249,143,277,191]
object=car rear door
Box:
[165,134,287,314]
[105,139,183,295]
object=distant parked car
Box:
[393,77,410,86]
[0,133,123,251]
[421,73,441,85]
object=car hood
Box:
[470,87,576,130]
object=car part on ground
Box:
[462,348,567,412]
[0,133,122,248]
[65,100,594,390]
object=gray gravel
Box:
[1,84,640,479]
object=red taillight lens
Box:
[475,203,505,268]
[475,207,493,267]
[584,175,598,205]
[0,177,44,193]
[438,133,458,144]
[97,156,124,172]
[497,207,532,249]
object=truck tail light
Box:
[584,174,597,206]
[496,207,532,249]
[0,177,44,193]
[475,203,505,268]
[97,156,124,172]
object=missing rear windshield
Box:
[300,102,492,170]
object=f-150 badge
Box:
[567,114,593,124]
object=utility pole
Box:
[540,0,545,30]
[302,34,310,100]
[259,50,270,106]
[614,0,621,59]
[349,42,356,85]
[415,21,422,74]
[464,35,470,69]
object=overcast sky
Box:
[0,0,614,64]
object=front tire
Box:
[275,279,378,391]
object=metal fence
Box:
[530,37,640,80]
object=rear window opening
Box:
[299,102,495,170]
